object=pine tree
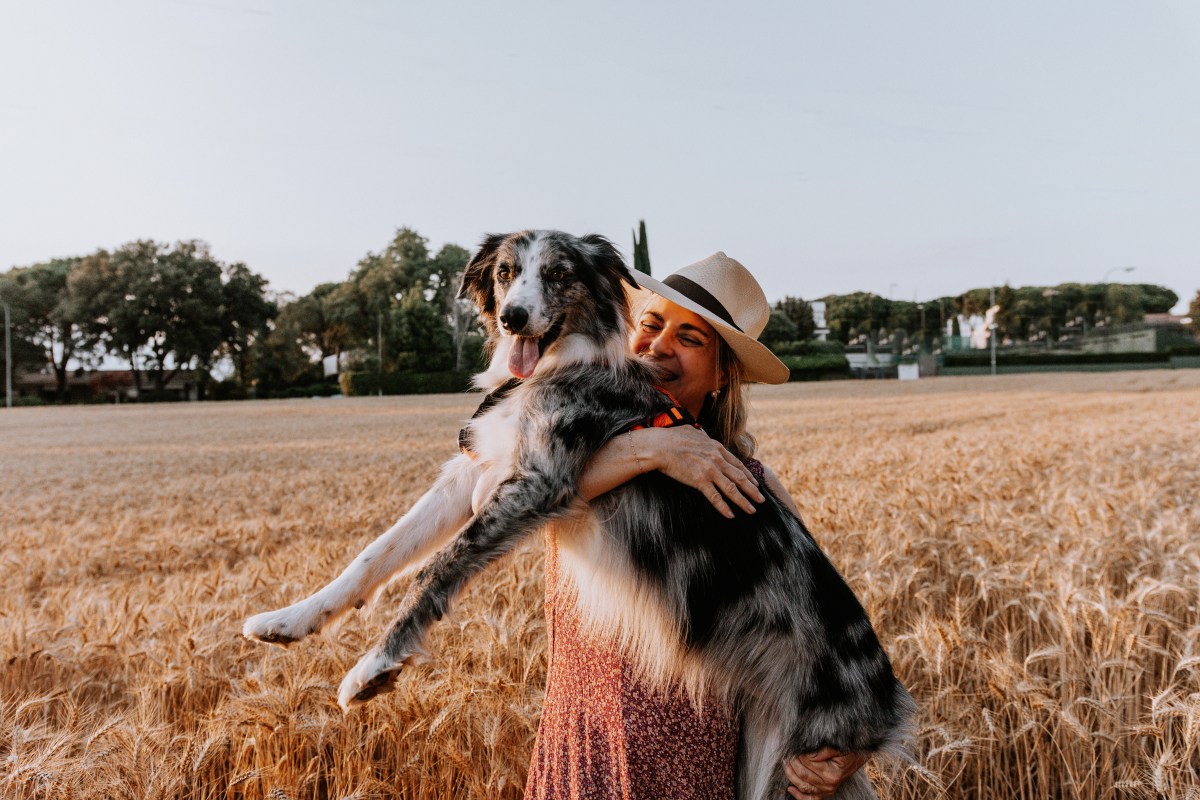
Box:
[632,220,651,275]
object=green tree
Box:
[0,293,45,397]
[428,243,471,312]
[73,240,226,401]
[632,220,651,275]
[994,285,1017,340]
[821,292,891,343]
[344,227,474,350]
[1133,284,1178,314]
[773,296,815,340]
[760,310,799,347]
[0,257,103,402]
[431,244,482,371]
[221,263,277,390]
[250,314,322,395]
[1188,290,1200,335]
[885,300,921,337]
[278,283,356,362]
[390,286,454,371]
[1105,284,1144,324]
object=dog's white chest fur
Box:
[464,389,526,513]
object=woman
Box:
[524,253,870,800]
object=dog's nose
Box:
[500,306,529,334]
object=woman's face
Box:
[629,296,723,417]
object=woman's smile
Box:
[629,296,721,418]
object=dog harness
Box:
[627,387,697,431]
[458,382,696,459]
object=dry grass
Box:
[2,370,1198,799]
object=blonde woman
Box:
[525,253,870,800]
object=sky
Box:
[2,1,1198,312]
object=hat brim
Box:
[626,272,791,385]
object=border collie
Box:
[243,230,916,800]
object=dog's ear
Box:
[580,234,638,291]
[458,233,507,316]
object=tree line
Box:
[1,224,1194,403]
[0,228,479,402]
[765,283,1184,348]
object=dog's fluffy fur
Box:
[244,230,916,800]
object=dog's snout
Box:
[500,306,530,334]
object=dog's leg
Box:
[338,467,579,709]
[243,455,481,647]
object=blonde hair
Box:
[705,338,757,461]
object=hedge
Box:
[779,353,851,381]
[942,351,1171,368]
[258,382,342,399]
[343,371,474,396]
[771,340,846,357]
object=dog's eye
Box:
[547,267,567,282]
[497,266,512,281]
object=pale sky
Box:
[2,1,1197,311]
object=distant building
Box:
[13,369,202,403]
[811,301,830,341]
[1077,315,1195,354]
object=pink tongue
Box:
[508,336,540,378]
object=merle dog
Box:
[244,230,915,799]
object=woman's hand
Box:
[646,425,765,518]
[783,748,870,799]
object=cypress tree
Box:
[632,220,651,275]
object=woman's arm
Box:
[579,426,764,518]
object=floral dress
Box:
[523,460,768,800]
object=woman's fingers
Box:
[651,426,767,516]
[714,459,764,513]
[718,445,756,479]
[718,474,757,515]
[783,750,870,799]
[706,489,735,519]
[783,757,828,799]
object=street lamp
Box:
[1102,266,1136,283]
[1042,288,1061,346]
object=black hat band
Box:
[662,274,744,333]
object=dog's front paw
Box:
[338,651,406,710]
[243,601,329,647]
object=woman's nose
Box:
[646,332,672,357]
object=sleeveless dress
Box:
[523,460,768,800]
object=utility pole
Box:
[990,285,997,376]
[3,297,11,409]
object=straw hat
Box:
[628,252,791,384]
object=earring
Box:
[710,388,720,400]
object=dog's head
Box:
[458,230,638,379]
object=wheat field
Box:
[2,371,1198,799]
